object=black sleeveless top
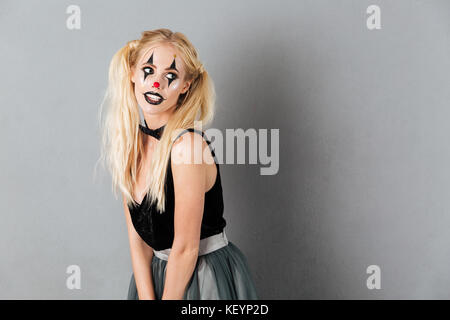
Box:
[128,121,226,250]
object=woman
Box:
[99,29,258,300]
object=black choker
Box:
[139,119,166,140]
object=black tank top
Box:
[128,122,226,250]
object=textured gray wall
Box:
[0,0,449,299]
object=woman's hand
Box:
[123,195,156,300]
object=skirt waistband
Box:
[153,231,229,261]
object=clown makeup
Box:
[131,43,191,112]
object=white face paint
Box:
[131,43,191,115]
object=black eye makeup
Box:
[142,66,154,81]
[141,53,179,87]
[142,66,177,84]
[166,72,177,86]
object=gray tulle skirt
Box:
[127,240,258,300]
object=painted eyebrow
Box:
[142,63,178,71]
[143,55,178,72]
[143,62,178,71]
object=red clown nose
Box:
[153,81,160,88]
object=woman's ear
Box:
[180,80,192,94]
[130,67,136,84]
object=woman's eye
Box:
[143,67,154,75]
[166,73,177,80]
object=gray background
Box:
[0,0,449,299]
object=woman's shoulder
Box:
[172,127,206,143]
[170,129,210,164]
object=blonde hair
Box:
[97,28,215,213]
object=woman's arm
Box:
[161,132,208,300]
[122,194,156,300]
